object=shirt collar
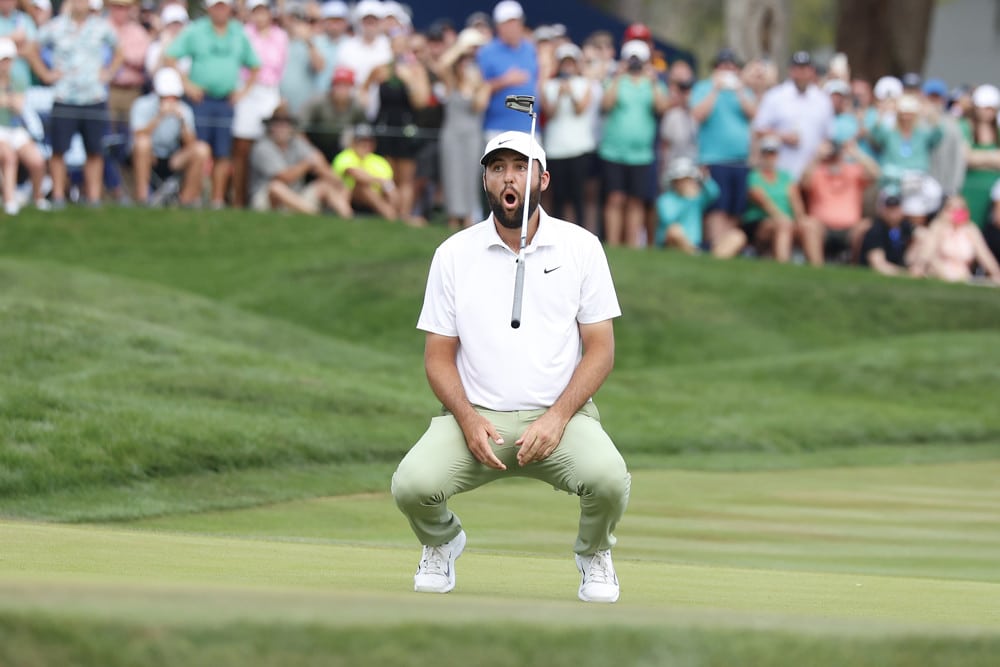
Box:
[485,207,558,252]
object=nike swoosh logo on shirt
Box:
[544,266,561,274]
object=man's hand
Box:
[185,82,204,104]
[457,413,507,470]
[515,409,568,466]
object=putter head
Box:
[505,94,536,114]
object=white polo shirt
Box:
[753,80,834,178]
[417,209,621,411]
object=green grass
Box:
[2,207,1000,664]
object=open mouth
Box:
[502,191,519,209]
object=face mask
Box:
[951,207,970,226]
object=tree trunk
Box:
[835,0,936,82]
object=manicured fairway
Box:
[3,463,998,637]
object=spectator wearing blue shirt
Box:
[476,1,537,140]
[655,157,720,253]
[690,48,757,255]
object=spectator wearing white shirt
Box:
[541,42,594,226]
[145,5,190,77]
[752,51,833,179]
[336,0,391,116]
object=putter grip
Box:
[510,258,525,328]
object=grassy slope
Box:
[2,208,1000,519]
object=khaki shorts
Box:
[251,181,323,212]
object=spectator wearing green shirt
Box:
[959,84,1000,229]
[598,39,669,247]
[163,0,260,209]
[332,123,400,222]
[744,135,811,263]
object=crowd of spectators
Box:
[2,0,1000,284]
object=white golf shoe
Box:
[575,549,620,603]
[413,530,466,593]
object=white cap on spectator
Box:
[621,39,650,62]
[554,43,582,62]
[161,3,188,24]
[246,0,269,11]
[320,0,348,19]
[0,38,15,61]
[973,84,1000,109]
[665,156,701,182]
[89,0,103,11]
[383,1,410,25]
[32,0,52,10]
[760,134,782,152]
[874,76,903,101]
[455,27,488,51]
[492,0,524,24]
[354,0,385,20]
[205,0,233,6]
[481,130,547,171]
[153,67,184,97]
[823,79,850,97]
[897,94,921,114]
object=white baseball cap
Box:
[873,75,903,101]
[492,0,523,24]
[554,43,582,62]
[32,0,52,11]
[160,3,188,24]
[246,0,269,10]
[481,130,547,171]
[823,79,850,96]
[153,67,184,97]
[205,0,233,6]
[320,0,348,19]
[973,84,1000,109]
[0,37,16,61]
[88,0,103,11]
[383,0,410,25]
[621,39,650,63]
[665,156,701,182]
[455,27,488,51]
[354,0,384,20]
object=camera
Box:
[626,56,643,73]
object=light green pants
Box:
[391,402,631,556]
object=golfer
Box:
[391,131,631,603]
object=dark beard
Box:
[487,181,542,230]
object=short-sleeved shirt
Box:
[299,96,366,160]
[416,209,621,411]
[129,93,195,158]
[476,37,538,133]
[0,10,37,88]
[244,23,287,88]
[312,33,344,94]
[250,134,314,197]
[655,177,720,247]
[598,75,667,166]
[860,219,914,267]
[331,147,393,190]
[166,18,260,98]
[541,76,595,159]
[744,168,796,222]
[870,122,943,175]
[37,15,118,105]
[753,81,834,178]
[690,80,753,164]
[804,162,869,230]
[280,36,319,114]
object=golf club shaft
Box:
[510,106,537,329]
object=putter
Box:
[504,94,537,329]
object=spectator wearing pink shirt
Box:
[107,0,151,203]
[232,0,287,208]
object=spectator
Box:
[742,57,778,100]
[859,186,915,276]
[0,0,38,89]
[851,77,880,158]
[165,0,260,209]
[279,2,324,115]
[659,59,696,166]
[800,138,880,264]
[129,67,209,208]
[106,0,151,205]
[959,84,1000,228]
[753,50,833,180]
[655,156,728,254]
[411,29,447,222]
[332,123,400,221]
[337,0,391,112]
[690,48,756,255]
[368,29,431,226]
[983,179,1000,262]
[870,94,943,224]
[825,79,859,145]
[924,78,966,198]
[541,42,594,226]
[909,194,1000,284]
[299,65,366,162]
[598,39,669,247]
[249,103,353,217]
[231,0,286,209]
[0,37,46,213]
[465,10,492,42]
[437,27,489,229]
[145,4,189,76]
[476,0,537,139]
[313,0,350,95]
[27,0,123,208]
[743,134,805,263]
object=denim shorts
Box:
[190,95,234,159]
